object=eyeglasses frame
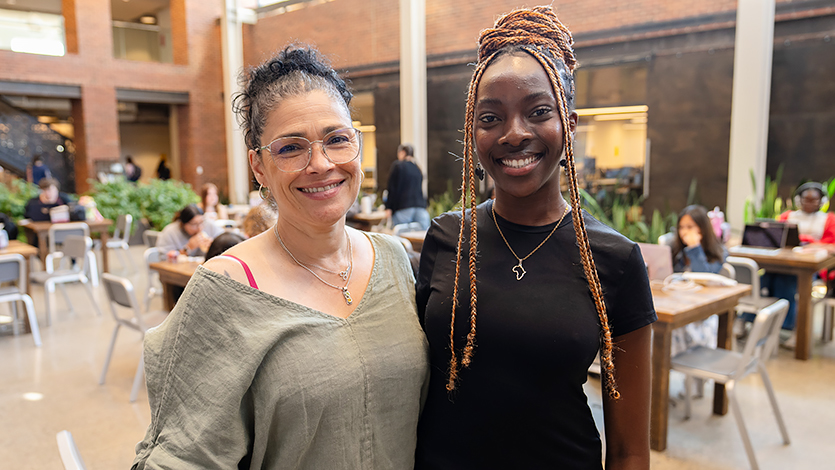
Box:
[256,127,363,173]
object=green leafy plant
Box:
[88,178,199,232]
[744,164,790,224]
[0,179,40,220]
[579,188,677,244]
[134,179,200,230]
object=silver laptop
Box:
[637,242,674,281]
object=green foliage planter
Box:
[0,179,40,220]
[89,178,199,232]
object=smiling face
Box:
[249,89,361,230]
[474,52,577,202]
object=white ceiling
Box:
[1,0,171,23]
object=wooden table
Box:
[347,211,388,231]
[728,246,835,360]
[19,219,114,272]
[398,230,427,253]
[149,260,201,310]
[650,283,751,451]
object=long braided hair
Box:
[447,6,620,399]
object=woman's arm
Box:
[683,245,723,274]
[602,324,652,470]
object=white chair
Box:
[719,262,736,280]
[671,299,791,470]
[47,222,99,287]
[30,235,102,326]
[143,229,161,248]
[99,273,168,402]
[143,247,164,311]
[105,214,135,271]
[0,254,41,347]
[658,232,675,247]
[55,430,88,470]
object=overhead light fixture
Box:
[576,105,649,116]
[139,14,157,25]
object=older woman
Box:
[415,7,655,469]
[132,46,428,469]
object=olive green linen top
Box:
[132,233,430,469]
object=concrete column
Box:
[399,0,428,195]
[220,0,251,204]
[726,0,776,233]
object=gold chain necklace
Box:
[491,203,570,281]
[273,225,354,305]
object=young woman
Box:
[670,205,728,356]
[199,182,229,221]
[155,203,222,257]
[133,46,428,469]
[415,7,655,469]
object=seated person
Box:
[755,182,835,336]
[241,203,278,238]
[199,183,228,222]
[24,177,70,222]
[157,204,223,258]
[670,205,728,357]
[204,232,246,261]
[0,212,18,241]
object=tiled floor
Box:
[1,245,833,469]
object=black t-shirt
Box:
[24,196,69,222]
[386,159,426,212]
[415,199,656,469]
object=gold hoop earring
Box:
[259,184,271,200]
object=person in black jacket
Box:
[0,212,17,240]
[385,143,430,231]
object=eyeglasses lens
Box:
[267,128,361,172]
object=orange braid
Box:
[447,5,620,399]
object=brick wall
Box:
[0,0,227,194]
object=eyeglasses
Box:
[257,127,363,173]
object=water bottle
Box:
[708,206,724,240]
[0,229,8,249]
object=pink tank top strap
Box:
[216,254,259,290]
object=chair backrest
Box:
[48,223,90,253]
[144,247,163,265]
[101,272,148,330]
[143,230,161,247]
[113,214,133,242]
[657,232,675,247]
[726,256,761,299]
[55,430,88,470]
[719,262,736,279]
[0,253,26,287]
[737,299,790,376]
[61,235,92,272]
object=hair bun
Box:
[477,6,576,72]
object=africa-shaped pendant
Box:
[342,287,353,305]
[512,260,526,281]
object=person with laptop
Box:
[754,182,835,344]
[670,205,728,359]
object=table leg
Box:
[161,282,176,311]
[713,310,731,415]
[37,231,48,268]
[650,322,672,451]
[99,231,110,273]
[795,271,813,360]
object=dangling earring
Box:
[259,184,271,200]
[475,162,485,181]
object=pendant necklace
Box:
[273,225,354,305]
[491,203,570,281]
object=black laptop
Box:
[741,221,801,249]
